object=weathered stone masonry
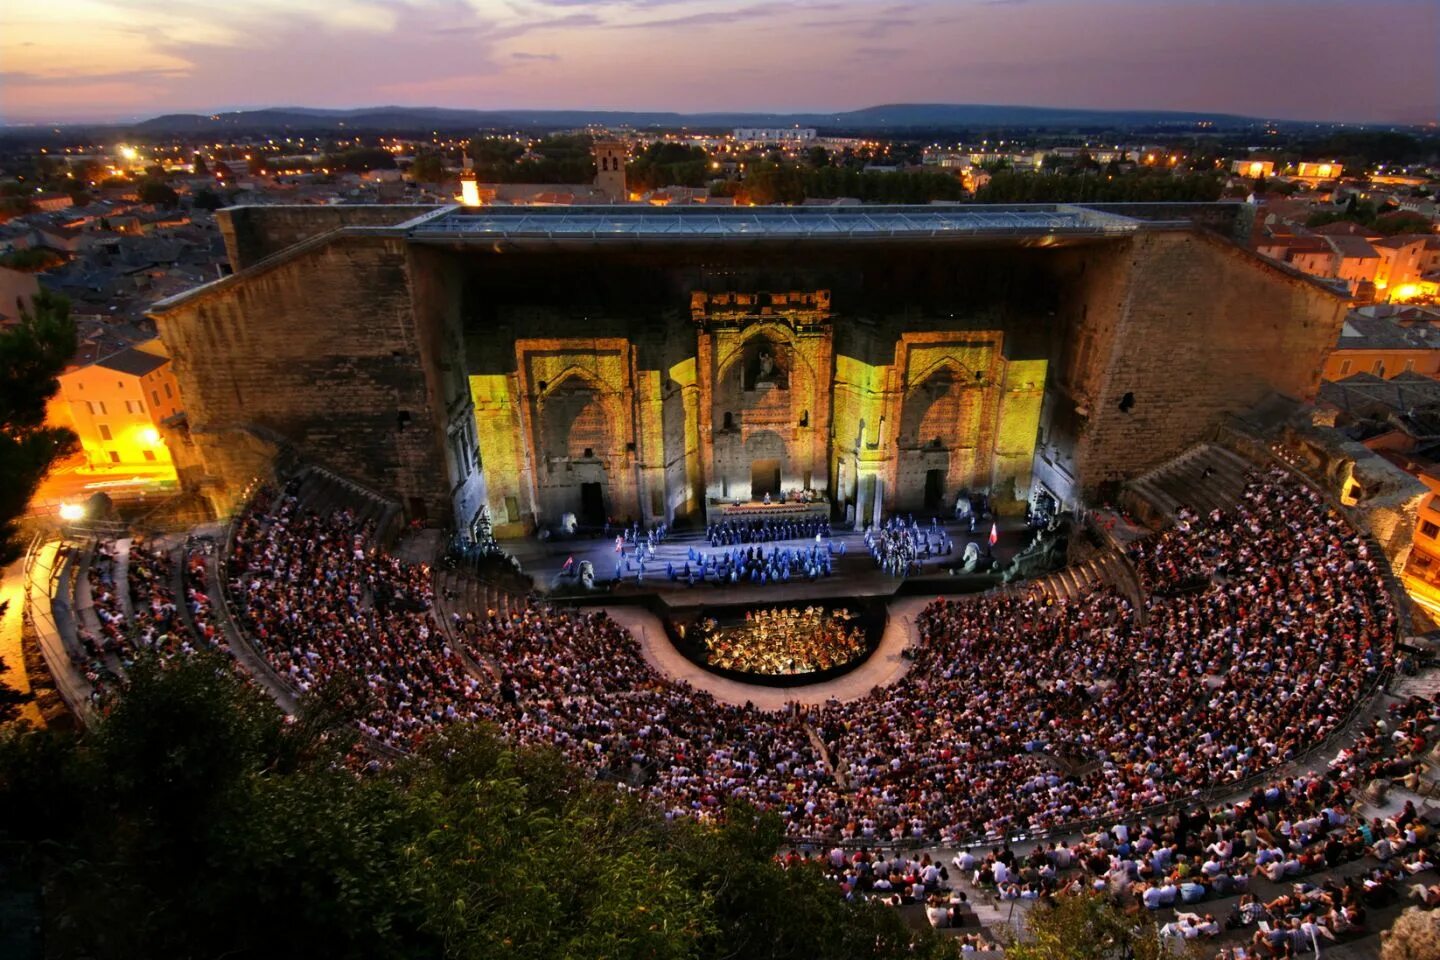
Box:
[150,204,1347,533]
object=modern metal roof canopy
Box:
[407,203,1146,242]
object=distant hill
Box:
[7,102,1290,138]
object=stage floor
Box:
[506,515,1029,608]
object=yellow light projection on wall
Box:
[832,355,888,451]
[470,374,525,526]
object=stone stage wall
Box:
[151,208,1347,532]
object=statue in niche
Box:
[744,339,789,390]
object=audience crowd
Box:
[227,485,487,750]
[214,467,1401,867]
[50,461,1431,954]
[70,536,231,700]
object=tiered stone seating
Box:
[290,466,401,545]
[1024,548,1135,604]
[1122,442,1253,526]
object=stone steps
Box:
[1125,443,1255,525]
[1026,548,1137,605]
[1392,670,1440,700]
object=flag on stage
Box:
[988,522,999,547]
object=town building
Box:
[58,341,183,471]
[733,128,818,144]
[1232,159,1276,179]
[1323,306,1440,380]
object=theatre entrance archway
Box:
[751,459,781,500]
[580,482,605,527]
[924,468,945,510]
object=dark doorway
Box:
[580,482,605,527]
[407,497,427,523]
[924,469,945,510]
[751,459,781,500]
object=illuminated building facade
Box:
[149,203,1348,537]
[58,341,182,471]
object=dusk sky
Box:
[1,0,1436,125]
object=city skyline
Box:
[1,0,1437,127]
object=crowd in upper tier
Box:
[212,467,1398,852]
[72,536,227,698]
[228,487,487,750]
[814,471,1395,842]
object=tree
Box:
[1374,211,1434,235]
[0,290,76,566]
[191,187,224,212]
[137,178,179,207]
[1002,893,1194,960]
[192,153,208,176]
[409,151,446,184]
[0,658,959,960]
[0,247,66,272]
[1381,906,1440,960]
[0,291,75,722]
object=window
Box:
[1423,521,1440,539]
[1406,359,1416,372]
[108,451,120,463]
[152,390,160,406]
[89,400,107,416]
[1338,359,1352,376]
[1373,360,1385,377]
[164,383,173,399]
[143,450,156,462]
[98,424,112,441]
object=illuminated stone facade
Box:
[150,204,1349,535]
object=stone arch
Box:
[900,356,983,450]
[536,368,621,463]
[709,323,823,504]
[714,322,819,389]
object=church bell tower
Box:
[592,139,628,202]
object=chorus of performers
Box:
[706,516,831,546]
[865,515,956,577]
[614,541,842,586]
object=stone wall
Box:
[157,213,1350,536]
[1082,202,1252,240]
[1073,231,1347,497]
[217,205,438,271]
[151,234,451,518]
